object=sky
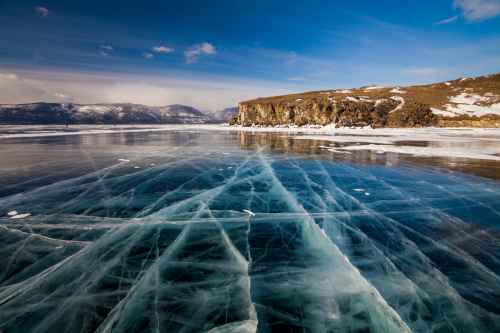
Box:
[0,0,499,110]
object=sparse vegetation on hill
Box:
[232,73,500,128]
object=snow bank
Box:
[338,144,500,161]
[364,86,386,90]
[431,108,457,117]
[438,93,500,117]
[450,93,490,105]
[390,87,406,94]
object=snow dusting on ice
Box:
[10,213,32,219]
[339,144,500,161]
[243,209,256,217]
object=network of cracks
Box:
[1,150,500,333]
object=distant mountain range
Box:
[210,107,238,122]
[0,103,237,124]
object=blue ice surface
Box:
[0,130,499,332]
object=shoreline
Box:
[1,124,500,162]
[2,123,500,138]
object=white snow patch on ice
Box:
[295,135,395,145]
[10,213,32,219]
[339,144,500,161]
[243,209,256,217]
[7,210,18,216]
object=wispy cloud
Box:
[286,77,306,82]
[184,42,216,64]
[435,15,459,25]
[53,92,69,100]
[454,0,500,22]
[100,45,113,51]
[0,72,19,80]
[99,45,113,57]
[34,6,49,17]
[152,45,174,53]
[0,68,295,110]
[403,67,448,77]
[143,52,154,59]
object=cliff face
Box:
[234,99,436,128]
[232,73,500,128]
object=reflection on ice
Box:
[0,133,500,332]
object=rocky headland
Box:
[231,73,500,128]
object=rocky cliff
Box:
[232,73,500,128]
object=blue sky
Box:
[0,0,499,110]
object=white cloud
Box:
[435,15,459,24]
[54,92,70,100]
[100,45,114,51]
[0,69,293,110]
[34,6,49,17]
[0,73,19,80]
[184,42,216,64]
[152,45,174,53]
[287,77,306,82]
[403,67,447,77]
[454,0,500,22]
[143,52,154,59]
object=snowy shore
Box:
[1,124,500,161]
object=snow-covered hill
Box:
[0,103,219,124]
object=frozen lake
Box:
[0,127,499,332]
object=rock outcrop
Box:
[232,73,500,128]
[233,98,436,128]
